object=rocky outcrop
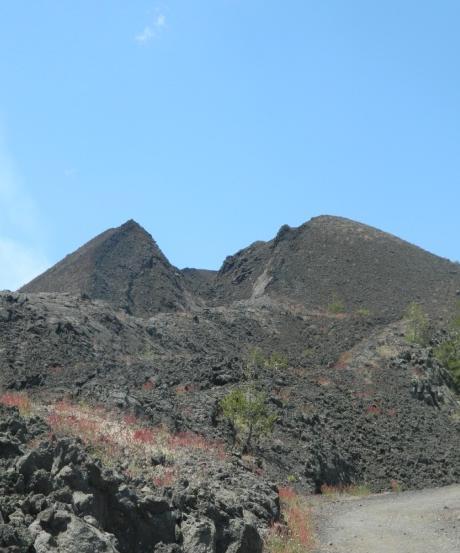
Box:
[0,405,278,553]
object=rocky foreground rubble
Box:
[0,405,279,553]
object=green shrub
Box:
[265,352,288,371]
[220,385,277,453]
[451,300,460,329]
[246,348,288,375]
[435,338,460,384]
[433,302,460,391]
[404,302,430,345]
[247,347,266,371]
[328,295,346,314]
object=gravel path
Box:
[313,485,460,553]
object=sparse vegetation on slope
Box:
[0,391,32,416]
[327,295,346,315]
[434,302,460,390]
[265,487,314,553]
[320,483,371,497]
[2,393,226,488]
[405,302,431,345]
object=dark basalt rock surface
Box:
[0,405,278,553]
[0,294,458,495]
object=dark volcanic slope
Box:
[3,214,460,498]
[213,215,460,318]
[181,267,217,301]
[20,220,192,316]
[1,291,459,494]
[21,215,460,320]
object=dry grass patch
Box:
[320,483,371,497]
[0,392,32,416]
[273,387,293,402]
[265,487,315,553]
[175,383,199,395]
[450,411,460,424]
[390,479,403,493]
[365,404,383,416]
[45,400,227,485]
[141,379,156,391]
[1,393,226,488]
[377,344,399,359]
[334,351,352,369]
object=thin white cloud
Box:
[135,26,155,43]
[64,167,78,178]
[134,13,167,44]
[156,14,166,28]
[0,130,49,290]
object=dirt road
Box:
[313,485,460,553]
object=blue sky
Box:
[0,1,459,290]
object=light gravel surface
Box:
[313,485,460,553]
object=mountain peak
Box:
[119,219,144,231]
[307,214,378,231]
[20,221,189,316]
[215,215,460,317]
